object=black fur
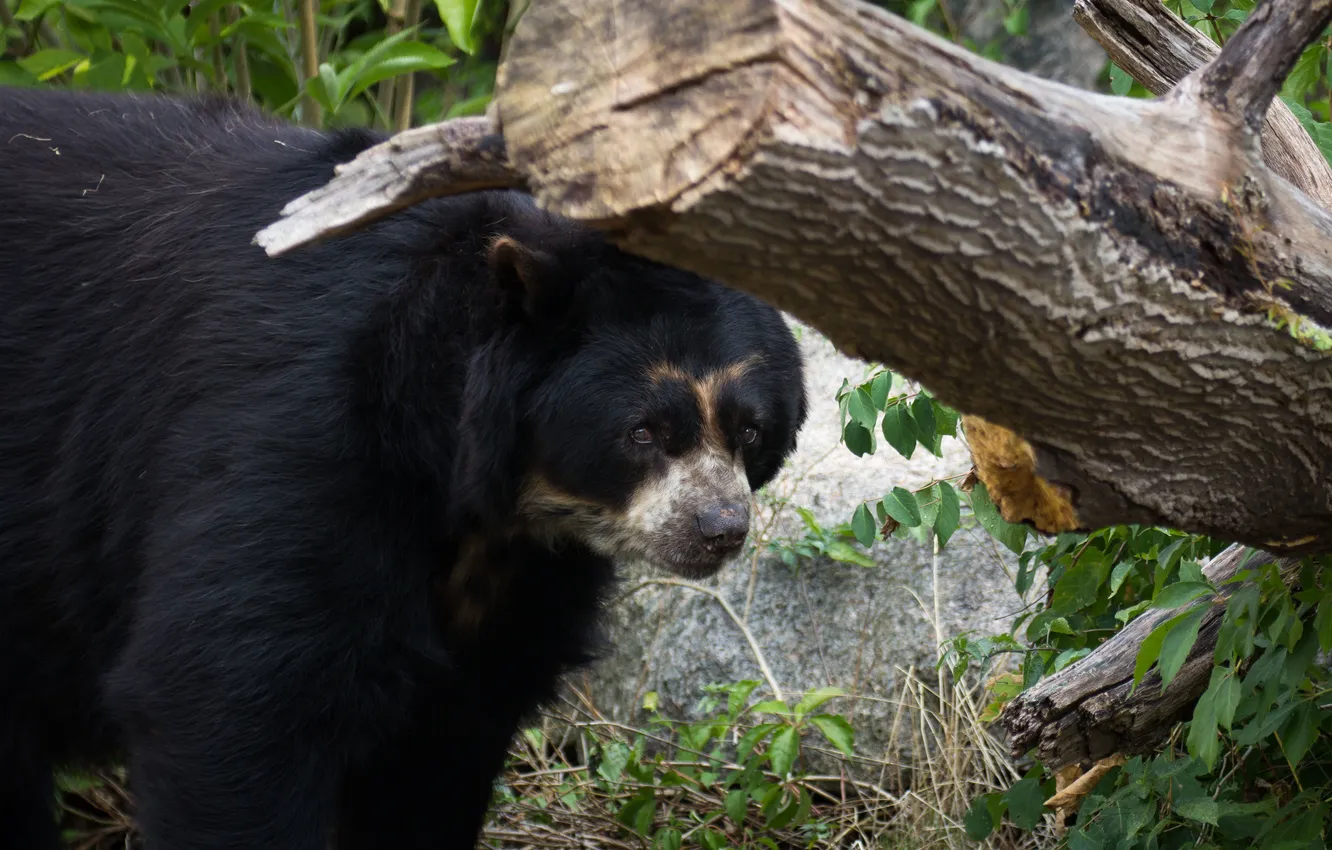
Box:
[0,87,806,850]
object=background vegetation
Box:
[6,0,1332,847]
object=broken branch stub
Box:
[1195,0,1332,134]
[1073,0,1332,210]
[258,0,1332,553]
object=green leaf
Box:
[726,788,748,826]
[810,714,854,757]
[1315,596,1332,652]
[1002,4,1028,36]
[969,483,1027,554]
[736,723,776,760]
[794,687,844,719]
[1050,549,1112,612]
[910,394,936,443]
[1002,776,1046,830]
[1109,62,1133,96]
[0,60,36,86]
[1150,581,1213,611]
[1173,795,1220,827]
[1279,700,1319,769]
[768,726,799,778]
[843,421,873,457]
[964,794,998,840]
[343,40,454,104]
[1211,670,1241,731]
[1281,44,1325,103]
[824,540,876,568]
[726,680,760,719]
[14,0,61,22]
[932,400,959,437]
[1158,606,1206,690]
[698,829,726,850]
[597,741,631,782]
[17,48,86,81]
[935,482,961,546]
[881,486,921,528]
[432,0,480,54]
[869,371,892,409]
[306,61,339,113]
[750,700,791,716]
[653,827,682,850]
[1109,559,1137,596]
[444,92,492,119]
[1134,610,1189,689]
[880,402,917,458]
[1187,688,1220,770]
[847,387,877,430]
[851,503,876,547]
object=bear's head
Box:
[449,199,806,580]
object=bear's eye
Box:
[630,426,654,444]
[741,426,759,445]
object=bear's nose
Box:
[696,503,750,549]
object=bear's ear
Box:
[488,235,559,321]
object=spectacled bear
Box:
[0,87,807,850]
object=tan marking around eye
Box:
[664,356,762,453]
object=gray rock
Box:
[945,0,1107,91]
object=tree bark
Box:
[257,0,1332,556]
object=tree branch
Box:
[1073,0,1332,210]
[997,545,1296,771]
[1196,0,1332,134]
[257,0,1332,553]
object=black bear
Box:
[0,87,807,849]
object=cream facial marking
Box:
[515,359,762,578]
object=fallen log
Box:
[256,0,1332,556]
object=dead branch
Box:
[254,117,521,250]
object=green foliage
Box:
[498,682,860,849]
[1,0,505,129]
[834,365,1018,554]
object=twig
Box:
[227,5,251,101]
[297,0,320,126]
[209,13,226,92]
[624,576,784,703]
[376,0,408,127]
[390,0,424,132]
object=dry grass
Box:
[475,665,1055,850]
[57,661,1054,850]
